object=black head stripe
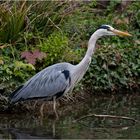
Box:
[98,25,110,30]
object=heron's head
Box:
[96,24,132,38]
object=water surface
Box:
[0,94,140,139]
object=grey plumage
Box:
[10,63,74,103]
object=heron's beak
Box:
[111,29,132,37]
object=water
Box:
[0,94,140,139]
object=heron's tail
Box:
[9,85,24,103]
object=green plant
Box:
[38,32,68,67]
[0,57,35,94]
[29,1,69,36]
[84,46,140,92]
[0,1,30,43]
[106,0,122,13]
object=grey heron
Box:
[9,25,131,118]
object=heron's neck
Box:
[77,32,99,69]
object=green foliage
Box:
[14,61,35,72]
[29,1,68,36]
[38,32,68,67]
[84,46,140,92]
[0,55,35,94]
[106,0,121,13]
[0,59,35,82]
[127,1,140,22]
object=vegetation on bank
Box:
[0,1,140,97]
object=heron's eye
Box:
[107,28,111,31]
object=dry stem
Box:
[74,113,139,123]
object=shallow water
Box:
[0,94,140,139]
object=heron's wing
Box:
[10,65,71,103]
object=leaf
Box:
[21,50,46,65]
[135,40,140,44]
[114,17,129,25]
[14,61,35,71]
[0,59,4,65]
[0,45,7,49]
[21,51,32,58]
[37,52,47,60]
[26,63,36,70]
[32,49,40,58]
[27,57,36,65]
[32,49,46,60]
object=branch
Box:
[73,113,139,123]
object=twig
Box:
[106,95,114,112]
[0,94,8,102]
[47,17,62,33]
[73,113,139,123]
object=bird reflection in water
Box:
[0,115,58,139]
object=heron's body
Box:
[9,25,131,117]
[10,63,73,102]
[10,60,91,103]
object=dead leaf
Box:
[21,50,47,65]
[0,59,4,65]
[124,18,129,24]
[0,45,6,49]
[114,17,129,25]
[135,40,140,44]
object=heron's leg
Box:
[53,96,59,119]
[33,100,38,110]
[40,102,45,118]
